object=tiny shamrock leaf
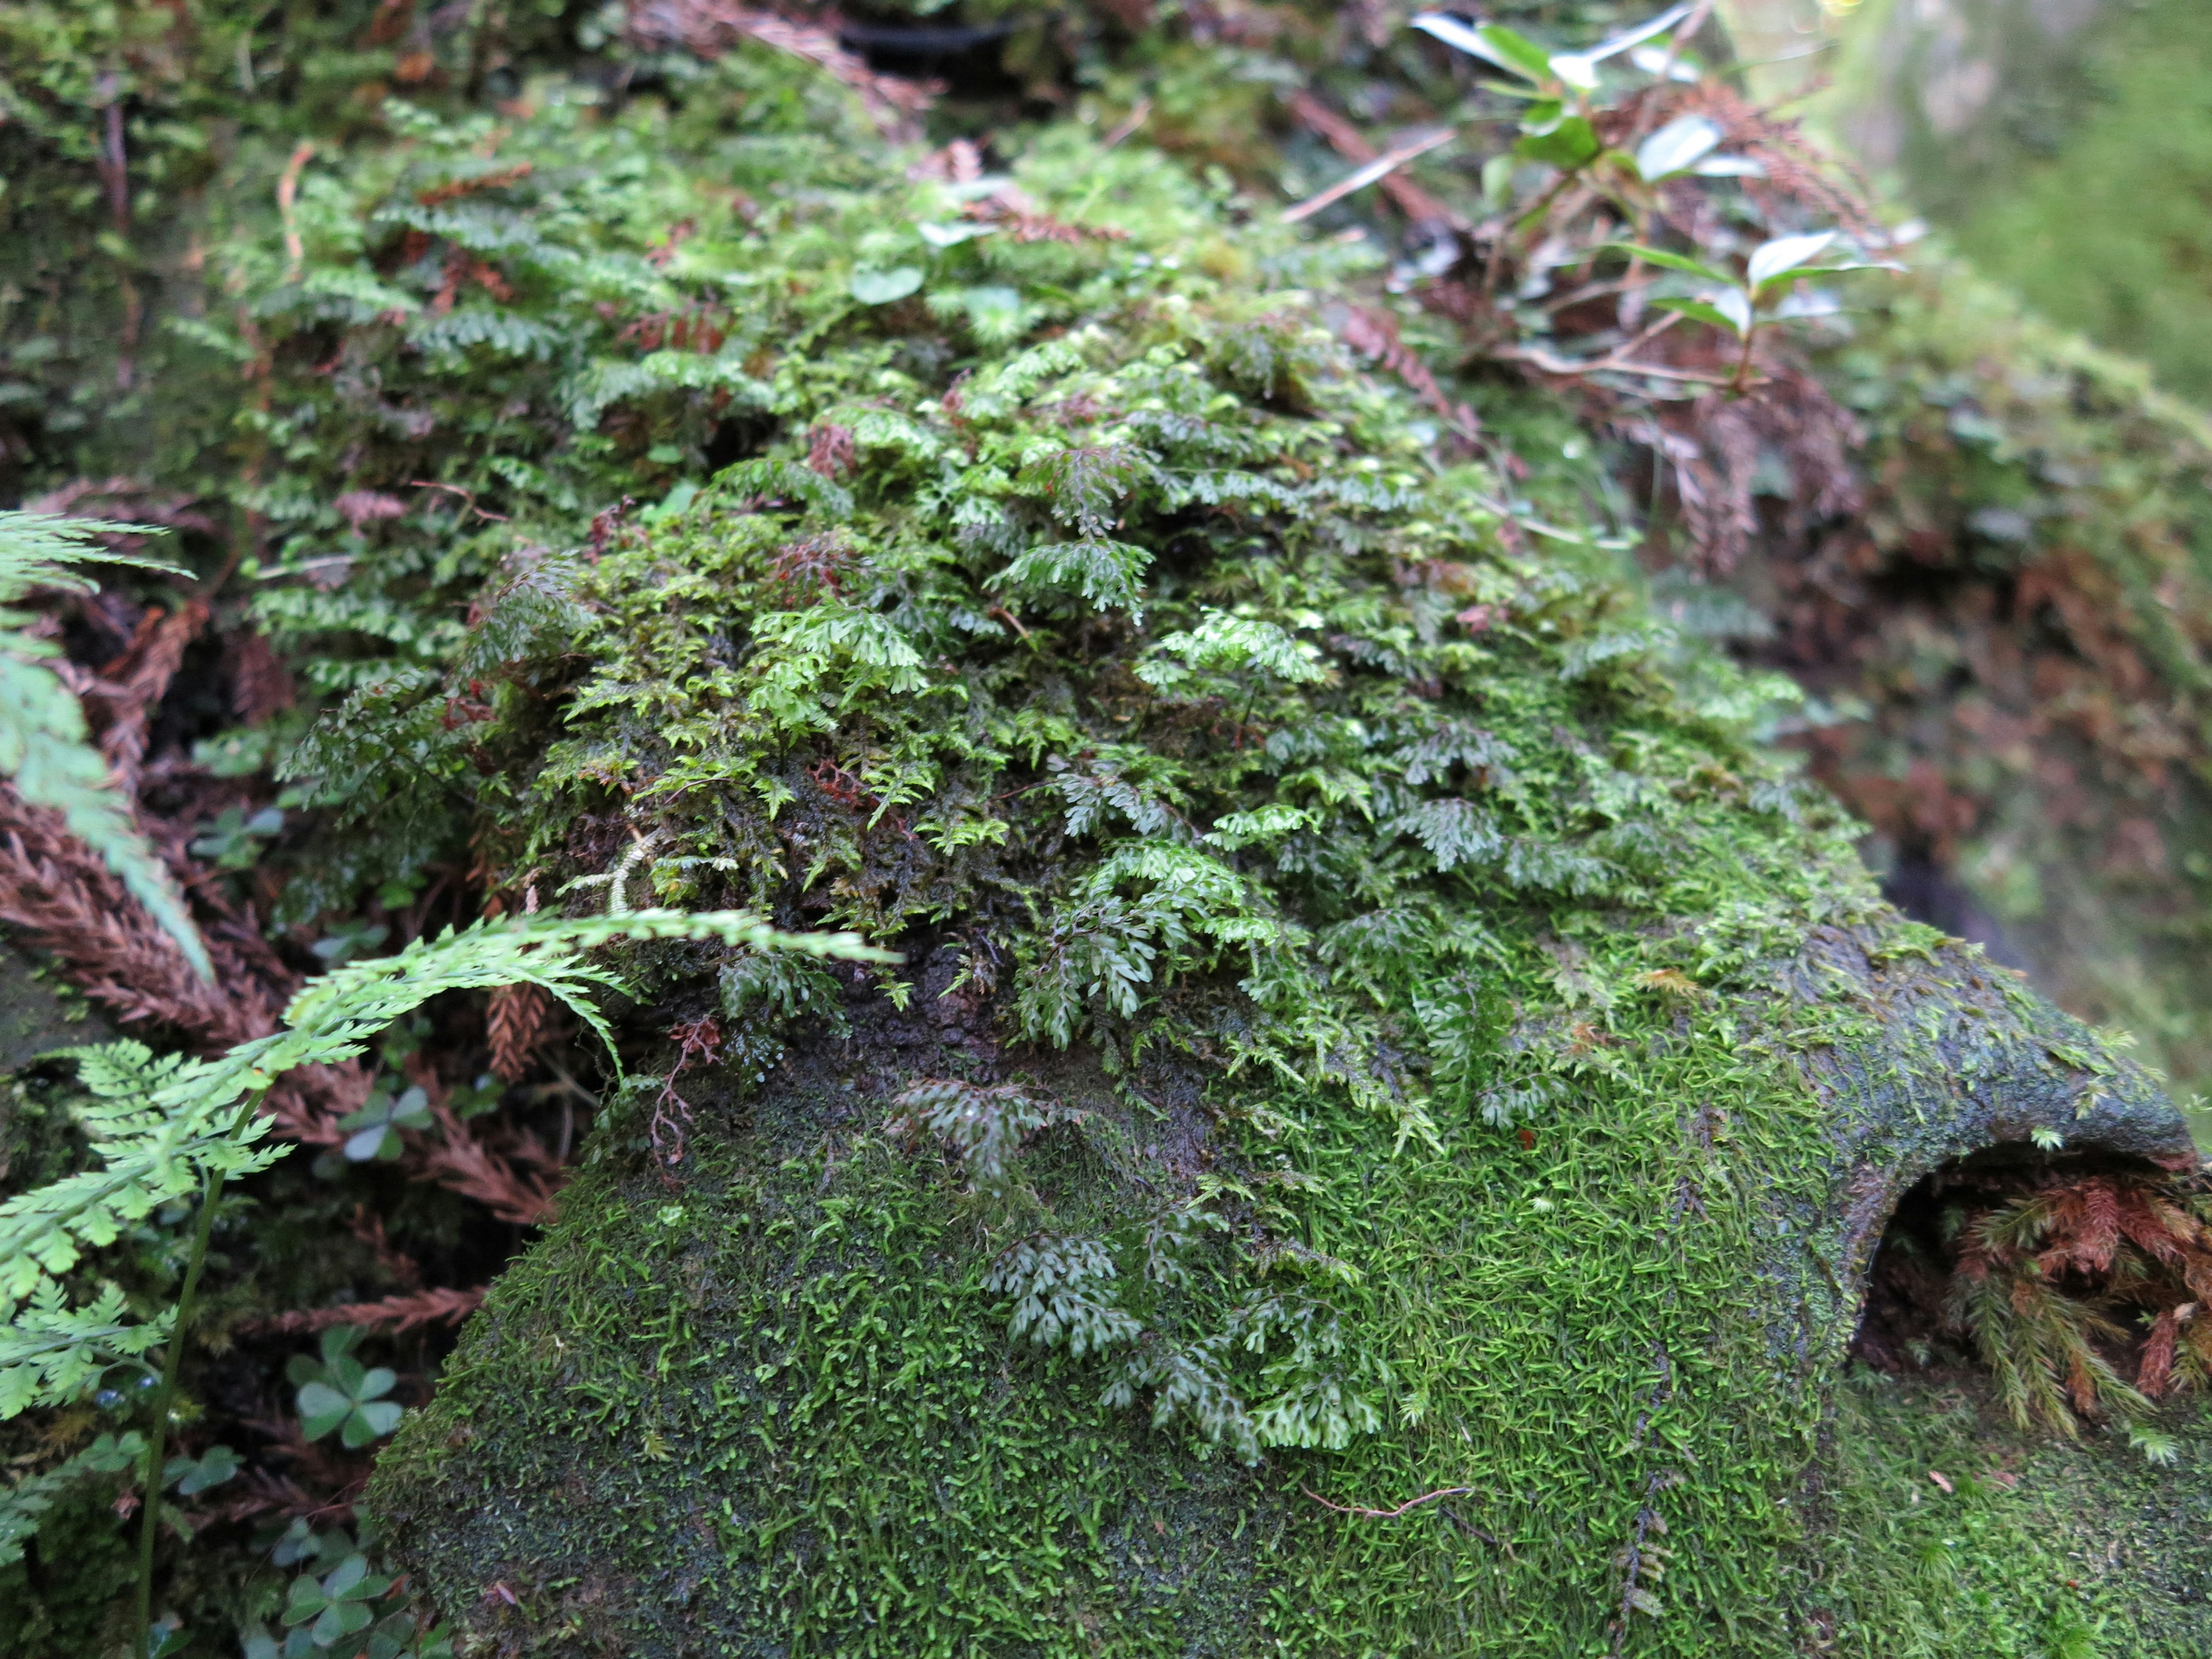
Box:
[293,1328,404,1446]
[163,1443,241,1495]
[187,804,285,870]
[336,1085,432,1162]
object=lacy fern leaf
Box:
[0,510,210,978]
[0,909,888,1420]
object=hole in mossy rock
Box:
[1854,1145,2212,1430]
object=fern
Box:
[0,1430,145,1567]
[0,906,885,1644]
[890,1078,1071,1188]
[0,511,211,978]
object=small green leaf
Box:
[1514,117,1600,170]
[1599,243,1731,285]
[1653,293,1751,337]
[343,1398,404,1446]
[164,1444,242,1495]
[297,1381,353,1440]
[310,1600,375,1645]
[1634,115,1721,182]
[1411,14,1554,82]
[283,1577,331,1626]
[849,267,923,305]
[1746,231,1837,291]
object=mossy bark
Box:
[369,912,2186,1656]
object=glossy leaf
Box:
[1745,231,1838,291]
[1411,13,1552,82]
[1634,116,1721,182]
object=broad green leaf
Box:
[1634,115,1721,182]
[849,267,923,305]
[1599,243,1731,285]
[1518,98,1566,137]
[1745,231,1837,290]
[1654,293,1752,336]
[1514,117,1601,171]
[1411,14,1553,82]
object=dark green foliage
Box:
[303,37,2181,1655]
[1,2,2206,1654]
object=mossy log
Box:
[371,923,2185,1656]
[338,78,2190,1655]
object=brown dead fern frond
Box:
[242,1286,487,1338]
[624,1,935,138]
[1940,1167,2212,1428]
[486,980,551,1081]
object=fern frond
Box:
[0,511,210,979]
[0,1428,146,1566]
[0,908,888,1419]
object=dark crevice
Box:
[1853,1144,2202,1388]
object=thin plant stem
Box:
[135,1097,257,1653]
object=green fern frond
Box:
[0,510,210,979]
[0,908,888,1421]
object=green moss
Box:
[1819,1368,2212,1656]
[352,55,2186,1653]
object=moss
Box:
[349,58,2186,1652]
[1818,1367,2212,1656]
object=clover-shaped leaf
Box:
[188,803,284,870]
[336,1085,431,1162]
[290,1327,404,1446]
[283,1553,394,1647]
[162,1442,241,1495]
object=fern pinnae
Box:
[0,906,886,1641]
[0,510,212,979]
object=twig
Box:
[408,479,511,523]
[1103,97,1151,149]
[278,141,315,283]
[1286,91,1467,229]
[1497,340,1737,387]
[1282,128,1456,225]
[1300,1483,1473,1520]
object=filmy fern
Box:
[0,906,885,1649]
[0,510,212,977]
